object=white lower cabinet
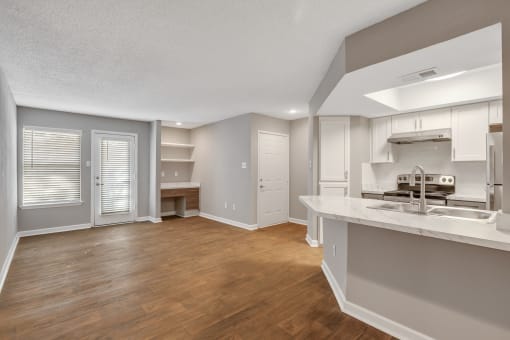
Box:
[319,182,348,197]
[370,116,393,163]
[451,102,489,161]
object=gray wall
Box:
[0,68,17,279]
[346,223,510,339]
[17,107,152,231]
[349,116,370,198]
[290,118,308,221]
[149,121,161,219]
[191,113,293,226]
[250,114,290,224]
[191,114,252,224]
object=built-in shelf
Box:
[161,158,195,163]
[161,142,195,148]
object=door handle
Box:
[259,185,264,189]
[96,183,104,186]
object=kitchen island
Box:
[300,195,510,340]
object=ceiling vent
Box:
[400,68,438,83]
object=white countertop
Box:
[161,182,200,189]
[300,195,510,252]
[447,193,486,203]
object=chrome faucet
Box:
[410,165,427,214]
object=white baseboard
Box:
[135,216,162,223]
[161,211,177,217]
[0,234,19,293]
[321,261,432,340]
[289,217,307,225]
[17,223,92,237]
[199,212,258,231]
[306,233,320,247]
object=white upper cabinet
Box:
[489,100,503,125]
[319,117,350,182]
[392,109,451,133]
[370,116,393,163]
[419,108,451,131]
[451,102,489,162]
[391,112,419,133]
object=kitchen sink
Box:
[367,202,496,223]
[428,206,496,222]
[367,202,424,215]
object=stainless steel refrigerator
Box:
[487,132,503,210]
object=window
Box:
[22,127,82,207]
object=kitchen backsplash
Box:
[362,141,486,197]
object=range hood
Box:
[387,128,452,144]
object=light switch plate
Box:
[241,162,247,169]
[161,171,165,177]
[85,161,91,167]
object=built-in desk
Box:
[161,182,200,217]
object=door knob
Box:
[259,185,264,189]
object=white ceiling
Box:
[0,0,425,127]
[318,24,503,117]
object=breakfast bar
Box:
[301,195,510,339]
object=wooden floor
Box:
[0,217,393,339]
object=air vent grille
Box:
[400,68,438,83]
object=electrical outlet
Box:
[333,244,336,257]
[232,203,236,211]
[224,202,228,209]
[174,171,179,177]
[161,171,165,177]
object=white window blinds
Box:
[100,138,133,215]
[23,127,82,207]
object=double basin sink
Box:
[368,202,496,223]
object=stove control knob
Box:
[448,177,453,183]
[441,177,446,183]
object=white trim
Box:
[321,261,433,340]
[19,200,84,210]
[0,234,19,293]
[199,212,258,231]
[289,217,307,225]
[161,211,177,217]
[257,130,290,228]
[17,223,92,237]
[306,233,320,247]
[135,216,162,223]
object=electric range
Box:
[383,174,455,206]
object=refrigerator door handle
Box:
[488,145,495,185]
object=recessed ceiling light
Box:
[289,109,298,114]
[176,122,182,126]
[424,71,466,82]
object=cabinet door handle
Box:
[387,151,390,161]
[414,119,417,130]
[453,147,456,160]
[420,119,422,130]
[344,170,348,179]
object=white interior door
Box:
[93,132,137,226]
[258,131,289,227]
